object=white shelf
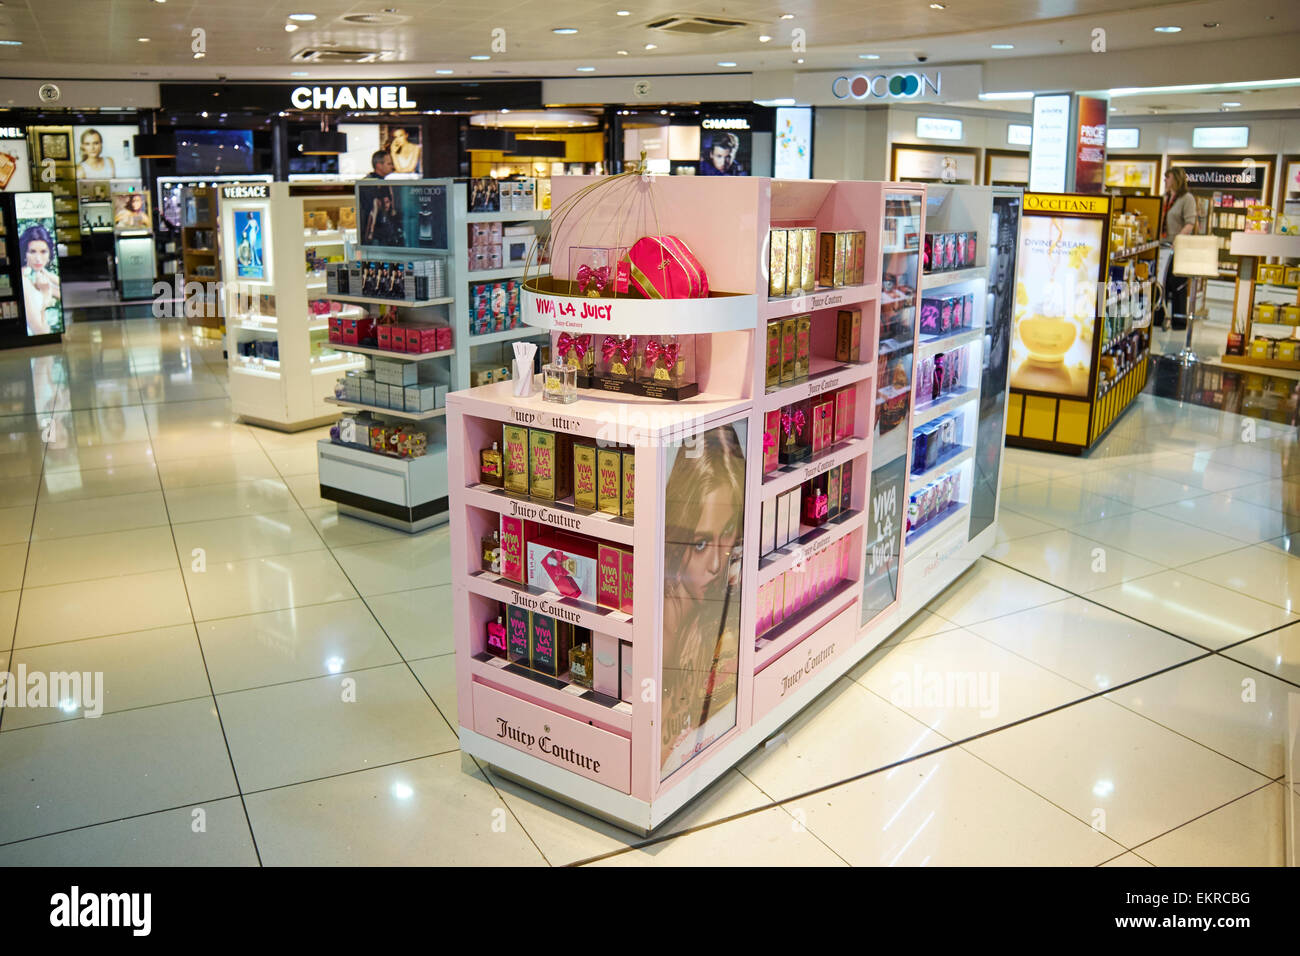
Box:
[921,265,987,290]
[912,387,979,428]
[330,344,455,361]
[231,362,281,379]
[326,293,455,308]
[908,445,975,491]
[761,437,870,500]
[465,209,549,222]
[466,325,549,347]
[467,266,548,283]
[904,500,970,550]
[760,358,874,414]
[310,360,366,375]
[1229,232,1300,258]
[916,326,982,357]
[323,397,447,420]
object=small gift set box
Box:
[551,331,595,387]
[569,246,629,297]
[778,399,812,465]
[637,334,699,401]
[593,334,643,395]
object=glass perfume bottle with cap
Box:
[569,638,593,689]
[542,362,578,404]
[480,441,504,487]
[481,529,502,575]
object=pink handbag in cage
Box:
[624,235,710,299]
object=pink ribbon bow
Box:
[577,264,611,294]
[556,332,591,361]
[781,409,806,437]
[601,335,638,365]
[644,339,681,369]
[763,431,776,452]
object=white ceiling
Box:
[0,0,1295,86]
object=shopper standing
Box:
[365,149,394,179]
[1161,167,1198,330]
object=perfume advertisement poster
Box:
[661,421,746,781]
[968,194,1020,541]
[0,136,31,192]
[860,454,907,626]
[699,129,750,176]
[111,191,152,232]
[16,192,63,336]
[379,124,422,176]
[234,210,265,280]
[1009,213,1103,398]
[359,183,446,251]
[72,125,142,181]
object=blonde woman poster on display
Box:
[72,126,141,181]
[1009,207,1105,397]
[16,192,63,336]
[660,421,746,781]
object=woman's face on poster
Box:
[26,240,50,270]
[678,486,738,601]
[391,129,408,146]
[82,132,102,160]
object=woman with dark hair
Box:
[21,223,61,335]
[661,423,746,777]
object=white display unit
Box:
[223,181,364,431]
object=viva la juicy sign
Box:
[522,286,755,335]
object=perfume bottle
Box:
[480,441,504,487]
[481,529,502,574]
[486,614,507,659]
[418,194,434,243]
[569,639,594,689]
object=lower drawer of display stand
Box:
[471,680,632,794]
[752,602,861,724]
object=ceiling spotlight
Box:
[193,51,204,58]
[435,68,454,74]
[285,23,298,31]
[717,61,737,67]
[290,71,309,76]
[1203,21,1219,27]
[616,49,628,55]
[137,37,150,42]
[644,43,657,50]
[858,53,879,59]
[470,54,491,60]
[552,27,578,34]
[929,3,945,8]
[796,57,804,63]
[288,12,317,20]
[1222,101,1241,107]
[617,9,631,15]
[780,12,794,19]
[576,66,595,71]
[991,43,1014,49]
[759,35,772,42]
[1153,25,1181,32]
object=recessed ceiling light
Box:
[284,23,298,31]
[929,3,945,8]
[0,39,23,45]
[576,66,595,71]
[1222,101,1241,107]
[288,12,317,20]
[780,12,794,19]
[717,61,737,67]
[759,35,772,42]
[290,71,309,76]
[435,68,454,74]
[796,57,804,63]
[616,50,628,55]
[552,27,578,34]
[858,53,879,59]
[1203,21,1219,27]
[644,43,656,50]
[256,46,271,52]
[991,43,1014,49]
[1153,25,1181,33]
[616,9,631,15]
[193,52,204,58]
[137,37,150,42]
[470,54,490,60]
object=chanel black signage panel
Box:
[160,81,543,114]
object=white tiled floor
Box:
[0,318,1295,866]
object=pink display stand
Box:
[448,176,972,833]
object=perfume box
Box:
[765,320,782,388]
[597,448,622,516]
[827,465,842,519]
[779,317,798,383]
[594,633,620,698]
[503,425,530,496]
[507,605,530,666]
[851,231,865,285]
[526,531,598,603]
[376,324,394,349]
[619,639,634,703]
[763,409,781,475]
[833,232,849,287]
[834,387,854,443]
[359,378,377,406]
[787,486,803,544]
[769,228,788,297]
[760,499,777,556]
[775,493,792,549]
[771,577,784,628]
[404,385,436,412]
[621,452,635,520]
[786,231,802,295]
[779,398,812,465]
[841,462,853,513]
[800,228,817,292]
[620,550,633,615]
[811,399,834,455]
[573,443,598,510]
[499,515,534,584]
[794,315,812,379]
[529,612,568,678]
[817,231,837,288]
[597,544,622,610]
[756,582,770,635]
[528,429,573,501]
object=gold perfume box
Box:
[769,228,788,297]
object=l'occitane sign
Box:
[1024,193,1110,215]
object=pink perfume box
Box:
[834,388,853,444]
[526,533,598,603]
[594,633,619,698]
[620,550,634,616]
[597,544,621,610]
[812,400,834,455]
[763,409,780,475]
[499,516,530,584]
